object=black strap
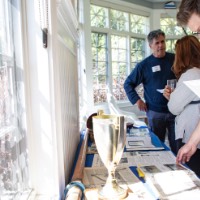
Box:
[189,100,200,104]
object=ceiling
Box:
[122,0,181,9]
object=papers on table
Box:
[84,120,200,200]
[126,135,164,151]
[184,79,200,98]
[86,131,200,199]
[92,150,176,168]
[133,120,148,128]
[128,127,149,136]
[83,166,156,200]
[83,166,138,188]
[125,151,176,167]
[92,153,129,167]
[143,168,200,200]
[126,129,164,151]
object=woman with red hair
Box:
[163,35,200,176]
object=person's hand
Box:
[176,143,197,164]
[163,85,172,100]
[136,99,147,112]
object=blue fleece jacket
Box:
[124,52,176,113]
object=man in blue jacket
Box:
[124,29,177,154]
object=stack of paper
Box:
[126,132,164,151]
[83,166,156,200]
[143,168,200,200]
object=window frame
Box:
[90,2,149,105]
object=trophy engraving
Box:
[92,114,127,199]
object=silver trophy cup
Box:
[92,114,127,199]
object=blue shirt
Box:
[124,52,176,113]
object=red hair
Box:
[173,35,200,79]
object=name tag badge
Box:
[152,65,161,72]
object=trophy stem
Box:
[98,165,127,199]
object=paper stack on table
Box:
[126,128,164,151]
[83,166,156,200]
[143,167,200,200]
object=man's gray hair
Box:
[147,29,165,44]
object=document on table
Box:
[125,151,176,167]
[126,135,164,151]
[128,127,149,136]
[92,153,129,167]
[83,166,138,188]
[133,120,147,128]
[92,151,176,168]
[144,169,200,200]
[83,166,156,200]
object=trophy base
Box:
[98,183,127,199]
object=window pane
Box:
[112,75,126,101]
[130,14,149,34]
[111,35,126,62]
[130,38,145,70]
[93,75,107,103]
[160,18,183,36]
[91,32,108,104]
[90,5,108,28]
[0,1,30,198]
[111,35,127,100]
[90,4,149,104]
[166,39,177,53]
[110,9,128,31]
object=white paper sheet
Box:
[156,89,164,93]
[145,170,200,200]
[133,120,147,128]
[125,151,176,167]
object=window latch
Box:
[42,28,48,48]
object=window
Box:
[111,35,127,100]
[90,4,148,104]
[160,17,191,52]
[130,38,145,70]
[166,39,177,53]
[160,17,183,36]
[92,32,108,103]
[90,5,108,28]
[110,9,128,31]
[130,14,148,34]
[0,1,29,198]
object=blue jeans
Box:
[146,110,177,154]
